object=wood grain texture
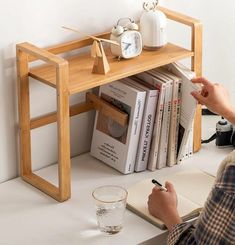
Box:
[29,43,193,94]
[28,32,110,62]
[193,105,202,152]
[17,6,203,201]
[92,42,110,74]
[30,102,94,129]
[192,23,203,152]
[22,173,60,201]
[30,93,128,129]
[158,6,201,27]
[86,92,128,127]
[16,47,32,176]
[56,62,71,201]
[17,42,67,66]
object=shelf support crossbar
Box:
[22,173,60,201]
[30,102,94,129]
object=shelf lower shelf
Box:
[29,43,193,94]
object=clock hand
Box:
[122,42,132,50]
[122,42,131,45]
[125,44,131,50]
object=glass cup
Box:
[92,185,128,234]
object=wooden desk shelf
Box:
[16,7,202,202]
[28,43,193,94]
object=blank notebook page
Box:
[127,169,215,227]
[158,169,215,206]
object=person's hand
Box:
[147,181,182,231]
[191,78,235,122]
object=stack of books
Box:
[90,62,199,174]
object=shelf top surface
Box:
[29,43,193,94]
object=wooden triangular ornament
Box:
[92,42,110,74]
[91,41,102,58]
[62,26,118,74]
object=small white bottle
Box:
[140,1,167,50]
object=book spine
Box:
[147,86,165,171]
[182,124,193,160]
[156,81,172,169]
[175,62,196,79]
[188,121,194,157]
[125,91,146,173]
[135,72,166,171]
[135,90,158,172]
[175,81,182,160]
[183,137,189,160]
[167,80,180,167]
[177,124,194,164]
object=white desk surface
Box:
[0,116,233,245]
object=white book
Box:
[90,80,146,174]
[182,137,190,159]
[188,121,194,158]
[156,67,182,167]
[147,70,173,169]
[176,81,182,159]
[165,62,199,164]
[134,72,166,171]
[182,123,192,160]
[124,77,158,172]
[182,124,193,160]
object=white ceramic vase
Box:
[140,7,167,50]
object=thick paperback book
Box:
[90,80,146,174]
[134,72,166,171]
[124,77,158,172]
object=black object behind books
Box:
[202,108,217,115]
[202,117,235,147]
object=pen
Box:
[152,179,168,191]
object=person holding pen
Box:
[148,78,235,245]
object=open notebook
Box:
[127,169,215,229]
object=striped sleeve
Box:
[167,223,196,245]
[194,166,235,244]
[167,166,235,245]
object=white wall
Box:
[0,0,146,183]
[161,0,235,103]
[1,0,235,182]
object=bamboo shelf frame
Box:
[16,7,202,202]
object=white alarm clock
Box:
[110,18,142,59]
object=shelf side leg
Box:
[56,63,71,201]
[16,48,32,176]
[191,23,203,153]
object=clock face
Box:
[121,31,142,58]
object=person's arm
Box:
[148,181,197,244]
[191,77,235,124]
[147,181,182,231]
[148,167,235,245]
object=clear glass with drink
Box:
[92,185,128,234]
